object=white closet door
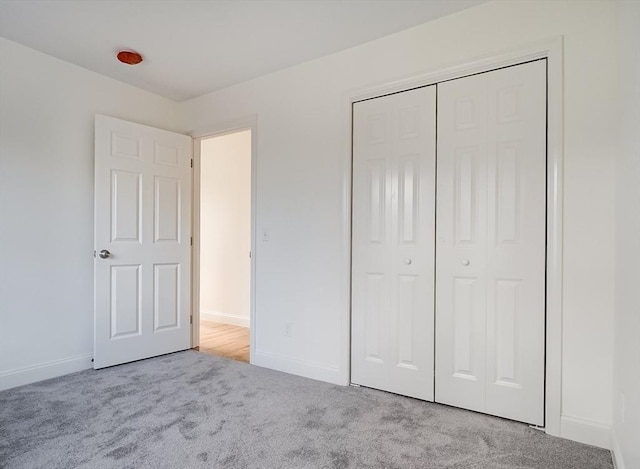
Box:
[351,86,436,401]
[435,60,546,425]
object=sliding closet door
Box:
[351,86,436,401]
[435,60,546,425]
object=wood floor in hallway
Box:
[199,321,249,363]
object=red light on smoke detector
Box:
[117,51,143,65]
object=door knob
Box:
[461,259,470,266]
[404,258,412,265]
[98,249,111,259]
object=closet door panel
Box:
[436,60,546,425]
[435,76,488,413]
[485,61,546,425]
[351,86,436,401]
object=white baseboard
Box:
[560,414,611,449]
[0,354,93,391]
[200,310,250,328]
[610,429,626,469]
[253,350,343,385]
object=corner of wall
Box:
[200,310,250,328]
[560,414,612,450]
[0,354,93,391]
[610,428,626,469]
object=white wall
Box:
[612,1,640,468]
[180,0,618,447]
[199,130,252,327]
[0,38,181,389]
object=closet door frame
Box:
[341,37,564,437]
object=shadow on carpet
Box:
[0,351,613,468]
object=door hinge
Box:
[190,236,193,246]
[93,250,96,258]
[249,250,252,259]
[191,159,193,168]
[190,315,193,324]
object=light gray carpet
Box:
[0,351,612,469]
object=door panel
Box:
[154,177,181,242]
[436,60,546,425]
[351,86,436,401]
[111,170,142,242]
[110,264,141,338]
[95,115,192,369]
[153,263,180,330]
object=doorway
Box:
[196,129,253,363]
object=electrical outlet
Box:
[284,322,293,338]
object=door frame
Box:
[342,36,564,436]
[190,115,258,364]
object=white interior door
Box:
[94,115,192,369]
[435,60,546,425]
[351,86,436,401]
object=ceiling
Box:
[0,0,485,102]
